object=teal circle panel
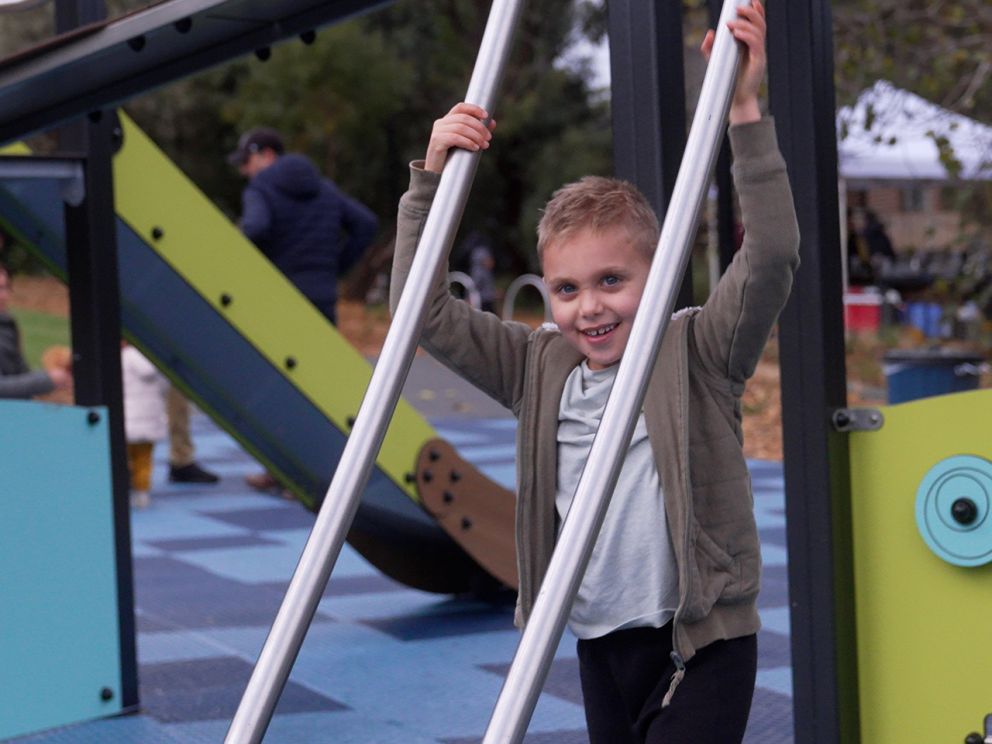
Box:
[915,454,992,567]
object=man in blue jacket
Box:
[229,127,378,492]
[228,127,379,325]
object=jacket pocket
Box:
[682,521,737,623]
[718,549,760,605]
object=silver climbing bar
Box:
[224,1,526,740]
[481,1,750,741]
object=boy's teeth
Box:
[585,324,616,337]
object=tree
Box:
[832,1,992,243]
[0,0,613,282]
[220,0,612,277]
[833,0,992,120]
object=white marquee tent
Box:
[837,80,992,183]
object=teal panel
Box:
[0,401,123,739]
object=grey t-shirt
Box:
[555,361,678,639]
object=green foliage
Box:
[9,307,69,369]
[220,22,414,221]
[0,0,611,276]
[0,234,46,275]
[212,0,613,274]
[833,0,992,121]
[833,1,992,240]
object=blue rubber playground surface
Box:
[8,406,795,743]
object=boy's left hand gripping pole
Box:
[224,2,526,741]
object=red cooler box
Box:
[844,287,882,332]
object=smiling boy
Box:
[390,3,799,741]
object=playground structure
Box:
[0,0,989,742]
[1,112,514,595]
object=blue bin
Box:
[884,349,985,403]
[905,301,943,337]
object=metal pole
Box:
[224,1,526,741]
[56,0,140,713]
[608,0,693,309]
[481,2,748,741]
[767,1,857,741]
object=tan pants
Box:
[127,442,155,492]
[166,385,194,467]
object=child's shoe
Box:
[130,490,151,509]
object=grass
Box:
[9,307,70,370]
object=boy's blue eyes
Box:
[554,275,622,296]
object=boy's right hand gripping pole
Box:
[481,1,751,742]
[223,1,526,742]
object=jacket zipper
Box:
[664,316,693,708]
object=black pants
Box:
[576,624,757,744]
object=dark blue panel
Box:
[362,599,516,641]
[479,657,584,708]
[444,731,590,744]
[133,556,310,631]
[743,688,796,744]
[758,630,794,669]
[759,565,791,610]
[140,656,347,723]
[199,506,317,532]
[145,534,281,552]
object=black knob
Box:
[461,517,472,530]
[127,35,146,52]
[87,410,101,425]
[300,30,316,45]
[174,17,192,33]
[100,687,114,701]
[833,410,850,429]
[255,47,271,61]
[151,226,164,241]
[422,471,433,484]
[284,356,297,370]
[964,733,983,744]
[442,491,454,504]
[428,450,440,462]
[951,498,978,526]
[220,293,232,307]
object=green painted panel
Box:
[111,115,435,503]
[848,388,992,743]
[0,401,123,739]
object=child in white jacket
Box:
[121,343,168,508]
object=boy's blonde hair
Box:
[537,176,659,264]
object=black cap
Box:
[227,127,285,166]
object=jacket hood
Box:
[254,153,322,199]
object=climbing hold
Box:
[915,455,992,567]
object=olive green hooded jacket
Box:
[391,118,800,702]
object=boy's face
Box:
[543,227,651,370]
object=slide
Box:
[0,113,515,594]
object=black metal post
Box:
[607,0,693,308]
[56,0,138,712]
[766,2,859,743]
